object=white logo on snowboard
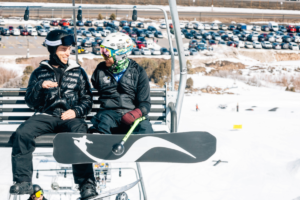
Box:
[72,136,196,163]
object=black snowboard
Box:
[53,132,216,164]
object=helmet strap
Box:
[48,45,69,69]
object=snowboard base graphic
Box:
[53,131,217,164]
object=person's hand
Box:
[61,109,76,120]
[121,108,142,125]
[42,81,58,89]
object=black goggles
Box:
[61,35,76,46]
[45,35,76,47]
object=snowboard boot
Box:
[79,178,98,200]
[9,182,33,194]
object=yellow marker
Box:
[233,125,242,129]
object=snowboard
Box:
[53,131,216,164]
[77,179,140,200]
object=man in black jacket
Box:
[9,30,97,199]
[89,32,153,135]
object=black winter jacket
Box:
[91,59,151,115]
[25,60,93,118]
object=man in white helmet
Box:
[89,32,153,134]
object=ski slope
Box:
[0,76,300,199]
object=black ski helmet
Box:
[44,30,75,68]
[45,30,75,54]
[115,192,128,200]
[27,184,43,200]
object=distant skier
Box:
[88,32,154,135]
[196,104,199,112]
[27,185,47,200]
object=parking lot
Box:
[1,19,300,57]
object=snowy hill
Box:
[0,76,300,199]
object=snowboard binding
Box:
[112,117,146,156]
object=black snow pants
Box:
[10,115,95,185]
[90,110,154,135]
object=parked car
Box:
[210,23,218,30]
[2,28,10,36]
[189,48,199,56]
[120,20,128,27]
[189,40,198,49]
[286,25,296,32]
[221,34,230,41]
[233,30,240,35]
[159,23,167,29]
[132,48,141,55]
[258,35,265,42]
[147,26,157,33]
[59,19,69,26]
[231,35,239,41]
[94,21,104,27]
[218,30,226,36]
[247,34,258,42]
[226,41,236,47]
[136,41,146,49]
[84,21,92,26]
[76,21,84,26]
[245,41,253,48]
[211,33,220,41]
[20,29,28,36]
[12,29,20,36]
[137,22,144,28]
[261,25,269,31]
[41,21,50,27]
[275,35,283,43]
[228,25,236,31]
[253,41,262,49]
[160,47,170,55]
[261,41,272,49]
[209,40,217,45]
[218,40,226,46]
[130,31,137,37]
[38,29,47,36]
[155,31,163,38]
[282,35,292,43]
[146,31,154,38]
[151,48,161,55]
[194,33,202,40]
[92,46,101,55]
[81,39,92,47]
[29,30,37,36]
[141,47,151,55]
[83,31,92,37]
[194,23,204,30]
[266,35,275,42]
[204,24,211,30]
[129,21,137,27]
[289,42,299,50]
[185,33,193,39]
[279,25,287,32]
[252,25,261,32]
[272,42,281,50]
[280,42,289,49]
[219,24,228,30]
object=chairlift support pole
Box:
[169,0,187,125]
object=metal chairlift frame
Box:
[3,1,187,200]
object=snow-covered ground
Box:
[0,75,300,199]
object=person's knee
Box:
[134,120,153,134]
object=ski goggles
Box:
[45,35,76,47]
[34,190,43,198]
[100,45,115,59]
